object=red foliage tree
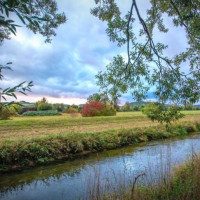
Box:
[81,101,104,117]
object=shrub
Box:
[23,110,61,116]
[81,101,104,117]
[37,103,52,111]
[0,107,11,120]
[52,103,64,112]
[62,106,70,113]
[8,104,23,116]
[101,104,116,116]
[69,107,79,117]
[81,101,116,117]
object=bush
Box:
[8,104,23,116]
[0,107,11,120]
[37,103,52,111]
[52,104,64,112]
[69,107,79,117]
[23,110,61,116]
[81,101,104,117]
[101,104,116,116]
[81,101,116,117]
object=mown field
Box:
[0,111,200,144]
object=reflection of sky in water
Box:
[0,134,200,200]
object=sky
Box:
[0,0,188,105]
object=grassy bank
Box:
[94,151,200,200]
[0,120,200,173]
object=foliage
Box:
[36,97,48,106]
[0,62,33,102]
[101,104,116,116]
[37,103,52,111]
[78,105,83,113]
[81,101,116,117]
[87,92,109,104]
[0,105,11,120]
[70,104,78,109]
[62,105,82,114]
[132,105,140,111]
[142,103,184,128]
[69,107,79,117]
[0,0,66,44]
[92,0,200,120]
[0,103,23,119]
[121,102,131,112]
[22,110,61,116]
[52,103,64,112]
[8,103,23,115]
[81,101,104,117]
[62,105,70,113]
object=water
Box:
[0,134,200,200]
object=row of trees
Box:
[120,102,200,112]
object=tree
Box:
[36,97,48,105]
[38,103,52,111]
[0,0,66,44]
[0,0,66,104]
[87,92,109,104]
[121,101,131,112]
[53,103,64,112]
[91,0,200,125]
[81,101,116,117]
[142,103,184,129]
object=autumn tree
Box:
[92,0,200,125]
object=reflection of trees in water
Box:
[0,147,136,196]
[0,167,82,195]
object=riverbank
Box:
[0,120,200,173]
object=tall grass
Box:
[85,150,200,200]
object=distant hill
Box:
[20,101,36,106]
[130,101,150,106]
[129,102,200,108]
[194,104,200,108]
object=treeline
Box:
[0,94,117,119]
[0,97,83,119]
[120,101,200,112]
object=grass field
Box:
[0,111,200,144]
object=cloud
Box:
[0,0,189,104]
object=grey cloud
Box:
[0,0,189,103]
